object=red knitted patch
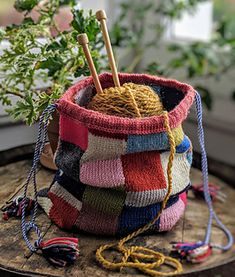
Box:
[179,191,187,206]
[121,152,167,192]
[48,192,79,230]
[60,114,88,150]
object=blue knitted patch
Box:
[117,194,179,236]
[126,134,191,154]
[186,150,193,165]
[126,132,169,153]
[53,170,86,202]
[175,135,191,153]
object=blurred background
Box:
[0,0,234,183]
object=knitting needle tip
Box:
[77,33,103,94]
[96,10,120,88]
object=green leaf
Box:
[71,9,86,33]
[0,93,11,106]
[37,85,62,112]
[71,9,101,48]
[0,28,6,42]
[168,44,181,51]
[37,56,64,77]
[46,38,68,52]
[14,0,39,12]
[7,93,38,125]
[59,0,76,6]
[145,62,166,76]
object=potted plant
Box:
[0,0,107,157]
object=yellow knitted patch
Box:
[172,125,184,146]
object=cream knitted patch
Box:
[125,189,166,207]
[80,132,127,163]
[160,150,191,194]
[37,195,53,215]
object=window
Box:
[167,1,213,42]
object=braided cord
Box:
[96,111,183,276]
[195,91,233,250]
[21,104,57,252]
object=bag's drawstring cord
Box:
[172,91,233,263]
[21,104,57,252]
[21,104,79,267]
[96,111,183,276]
[195,91,233,249]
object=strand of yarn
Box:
[88,83,163,118]
[96,111,183,276]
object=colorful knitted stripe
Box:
[41,178,187,235]
[80,148,192,190]
[49,170,190,210]
[79,126,186,163]
[117,194,182,236]
[56,132,190,169]
[59,118,185,161]
[54,139,192,206]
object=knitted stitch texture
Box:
[45,72,196,237]
[39,172,188,235]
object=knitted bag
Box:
[38,72,194,236]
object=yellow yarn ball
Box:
[88,83,163,118]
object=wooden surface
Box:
[0,160,234,277]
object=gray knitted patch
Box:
[75,85,95,107]
[55,140,84,182]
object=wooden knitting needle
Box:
[77,33,103,94]
[96,10,120,88]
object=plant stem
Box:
[0,85,24,98]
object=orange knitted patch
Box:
[121,151,167,192]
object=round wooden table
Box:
[0,160,234,277]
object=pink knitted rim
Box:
[57,73,195,135]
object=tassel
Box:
[171,242,212,263]
[192,183,226,202]
[2,196,34,220]
[38,237,79,267]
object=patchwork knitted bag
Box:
[38,73,193,236]
[18,72,233,275]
